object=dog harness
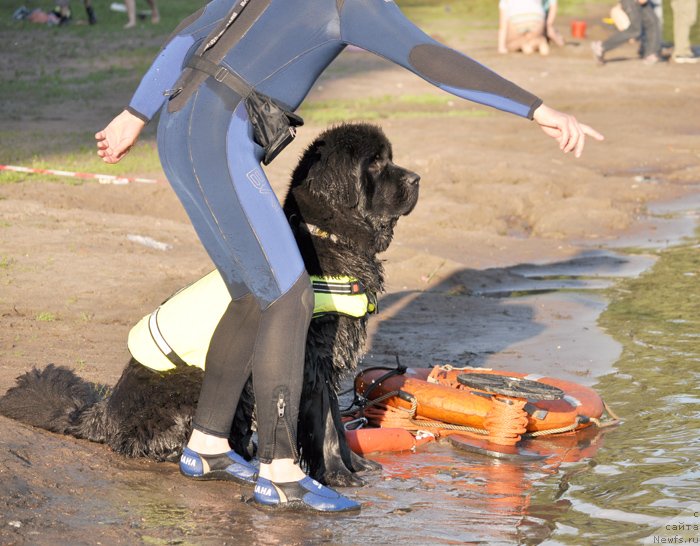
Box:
[128,272,377,372]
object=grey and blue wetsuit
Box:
[126,0,542,463]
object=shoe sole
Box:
[180,468,256,485]
[248,497,362,514]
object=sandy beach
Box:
[1,6,699,544]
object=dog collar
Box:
[298,222,341,244]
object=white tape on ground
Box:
[0,164,163,185]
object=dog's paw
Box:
[351,452,383,473]
[322,469,366,488]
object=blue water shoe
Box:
[253,476,360,513]
[179,447,257,485]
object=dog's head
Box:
[283,123,420,254]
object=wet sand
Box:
[2,11,700,545]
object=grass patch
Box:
[36,311,57,322]
[1,0,181,169]
[75,358,87,372]
[0,138,161,185]
[400,0,498,25]
[0,66,133,101]
[300,93,492,124]
[80,311,95,322]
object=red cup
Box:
[570,20,587,39]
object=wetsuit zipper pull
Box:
[277,392,285,418]
[275,391,299,461]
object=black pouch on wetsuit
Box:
[183,55,303,166]
[244,92,304,165]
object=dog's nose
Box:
[405,172,420,186]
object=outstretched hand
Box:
[95,110,146,164]
[533,104,604,158]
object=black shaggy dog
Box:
[0,123,420,487]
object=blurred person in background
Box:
[670,0,699,63]
[591,0,661,64]
[498,0,563,55]
[124,0,159,28]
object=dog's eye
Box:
[370,154,384,168]
[367,158,383,175]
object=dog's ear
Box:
[290,139,325,190]
[291,137,361,210]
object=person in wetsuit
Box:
[95,0,603,513]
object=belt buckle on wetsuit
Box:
[214,66,229,83]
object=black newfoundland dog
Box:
[0,123,420,487]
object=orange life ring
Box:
[342,422,608,459]
[344,427,436,455]
[354,366,605,438]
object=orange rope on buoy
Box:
[364,403,414,429]
[427,365,458,387]
[483,396,529,446]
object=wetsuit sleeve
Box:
[339,0,542,119]
[127,0,235,123]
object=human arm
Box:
[544,1,564,46]
[498,6,509,54]
[97,1,236,163]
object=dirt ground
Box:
[1,9,699,545]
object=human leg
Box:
[250,275,312,466]
[146,0,159,23]
[535,34,550,55]
[157,89,295,460]
[124,0,136,28]
[601,0,644,53]
[189,250,352,509]
[191,294,260,442]
[506,19,545,53]
[181,280,312,486]
[640,2,661,58]
[671,0,698,58]
[83,0,96,24]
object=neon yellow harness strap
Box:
[128,271,377,372]
[310,275,376,318]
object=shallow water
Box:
[532,236,700,546]
[326,211,700,545]
[315,241,700,546]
